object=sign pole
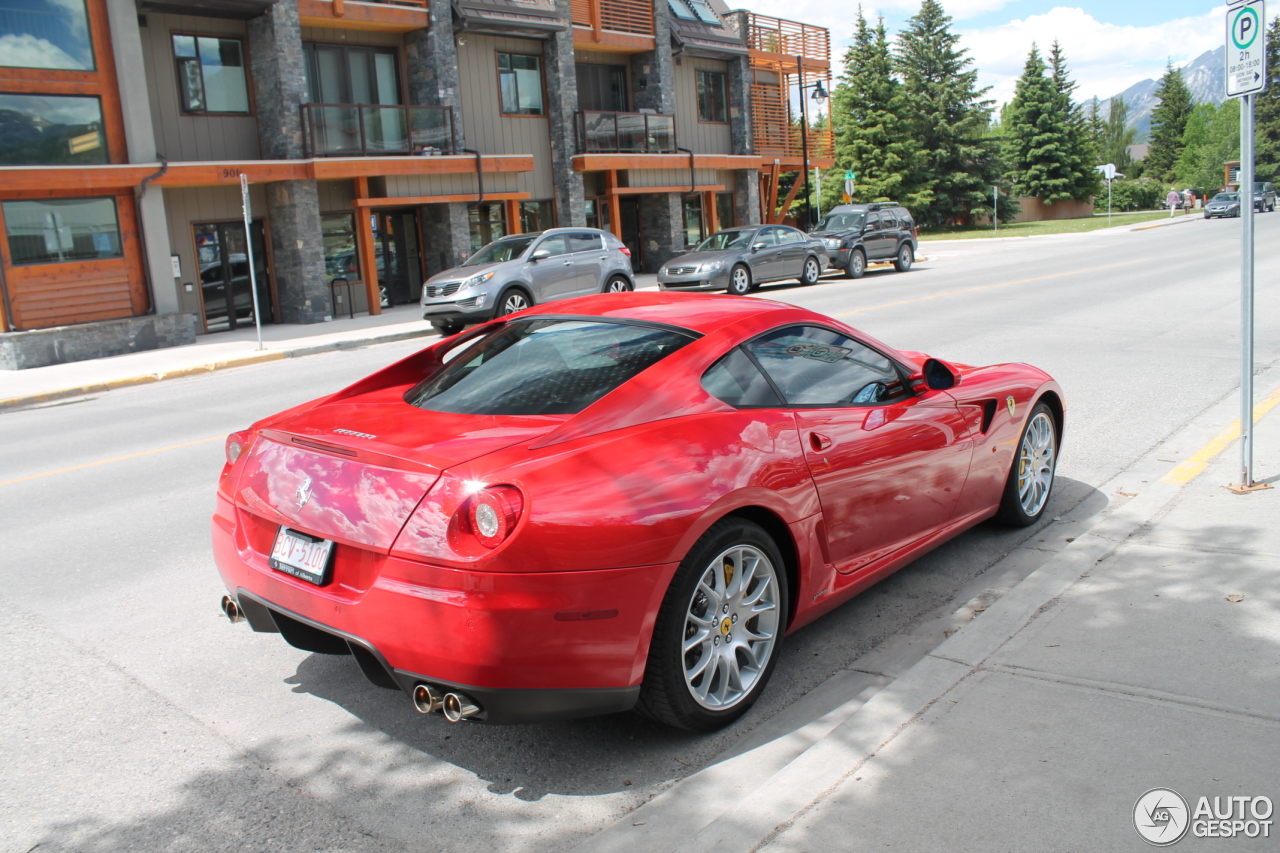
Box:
[240,174,264,352]
[993,185,997,233]
[1241,91,1256,487]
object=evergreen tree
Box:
[1254,18,1280,181]
[1102,96,1137,174]
[894,0,1003,226]
[1174,100,1240,193]
[1087,97,1107,162]
[1145,62,1193,181]
[1005,45,1080,202]
[821,10,925,210]
[1048,41,1100,199]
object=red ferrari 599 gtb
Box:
[213,292,1062,731]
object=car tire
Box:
[636,517,788,732]
[893,243,914,273]
[431,319,464,337]
[728,265,752,296]
[605,275,632,293]
[995,401,1059,527]
[800,256,821,286]
[845,249,866,279]
[496,288,531,316]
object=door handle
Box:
[809,432,833,451]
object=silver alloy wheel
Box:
[607,278,629,292]
[897,245,913,270]
[1017,411,1056,517]
[730,266,751,295]
[501,292,529,314]
[682,544,780,711]
[803,257,820,284]
[849,252,865,276]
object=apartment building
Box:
[0,0,831,367]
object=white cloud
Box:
[0,34,83,71]
[957,6,1230,105]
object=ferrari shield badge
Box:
[1006,397,1016,417]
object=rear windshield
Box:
[462,235,537,267]
[405,319,695,415]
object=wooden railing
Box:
[749,83,833,159]
[301,104,454,158]
[577,111,677,153]
[570,0,654,36]
[745,12,829,65]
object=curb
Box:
[0,325,437,412]
[1132,213,1204,231]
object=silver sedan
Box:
[658,225,830,295]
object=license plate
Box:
[269,527,334,585]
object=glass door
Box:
[194,220,272,332]
[619,198,642,270]
[372,210,421,307]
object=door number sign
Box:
[1227,0,1267,97]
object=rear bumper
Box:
[212,509,674,722]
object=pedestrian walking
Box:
[1182,188,1194,215]
[1167,188,1181,217]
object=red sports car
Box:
[213,293,1062,731]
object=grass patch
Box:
[919,210,1175,241]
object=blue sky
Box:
[744,1,1244,106]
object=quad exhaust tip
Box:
[442,692,481,722]
[413,683,481,721]
[221,595,245,623]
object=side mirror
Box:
[920,358,959,391]
[751,243,766,251]
[529,249,550,262]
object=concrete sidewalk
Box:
[577,378,1280,853]
[0,274,666,411]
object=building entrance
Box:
[372,209,422,307]
[194,220,272,333]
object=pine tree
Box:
[1102,96,1137,174]
[1146,62,1193,181]
[1005,45,1079,202]
[894,0,1002,226]
[1087,98,1107,162]
[822,10,925,211]
[1254,18,1280,181]
[1048,41,1100,199]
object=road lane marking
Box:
[1160,385,1280,485]
[834,258,1149,317]
[0,436,223,487]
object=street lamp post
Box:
[795,56,827,230]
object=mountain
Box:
[1096,47,1225,142]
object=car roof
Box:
[516,291,813,336]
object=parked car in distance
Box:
[809,203,918,279]
[1252,181,1275,212]
[420,228,634,336]
[1205,192,1241,219]
[657,225,829,295]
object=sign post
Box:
[1226,0,1267,491]
[239,174,265,351]
[992,185,997,233]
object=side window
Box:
[498,52,544,116]
[567,232,603,253]
[881,212,898,230]
[535,235,569,256]
[702,348,783,408]
[755,227,779,246]
[746,325,906,406]
[778,229,803,244]
[864,215,882,232]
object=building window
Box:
[576,63,627,112]
[520,200,555,233]
[0,94,107,165]
[682,196,704,247]
[304,43,400,105]
[716,192,735,230]
[696,70,727,123]
[3,197,122,265]
[0,0,94,70]
[469,202,507,251]
[585,199,610,232]
[498,52,544,116]
[173,35,250,115]
[321,214,358,284]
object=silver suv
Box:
[421,228,635,336]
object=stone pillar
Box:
[630,0,676,115]
[724,14,761,226]
[267,181,331,324]
[422,203,472,275]
[248,3,330,322]
[106,0,179,315]
[735,170,761,226]
[546,0,585,227]
[405,0,465,152]
[639,193,685,273]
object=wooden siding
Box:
[162,185,270,322]
[674,57,731,155]
[140,13,262,163]
[623,167,722,189]
[455,36,554,204]
[382,173,524,198]
[317,180,358,212]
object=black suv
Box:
[809,203,918,279]
[1252,181,1276,213]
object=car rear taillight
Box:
[619,246,632,258]
[225,431,251,465]
[458,485,524,549]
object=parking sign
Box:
[1226,0,1267,97]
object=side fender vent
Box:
[980,400,998,434]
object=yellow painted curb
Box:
[1160,385,1280,484]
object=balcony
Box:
[577,111,676,154]
[301,104,454,158]
[744,12,830,70]
[571,0,656,50]
[297,0,429,33]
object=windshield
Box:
[1214,193,1239,202]
[1253,183,1268,192]
[405,319,695,416]
[695,230,756,252]
[462,235,537,267]
[814,212,866,232]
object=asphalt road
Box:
[3,213,1278,852]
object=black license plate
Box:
[269,527,334,586]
